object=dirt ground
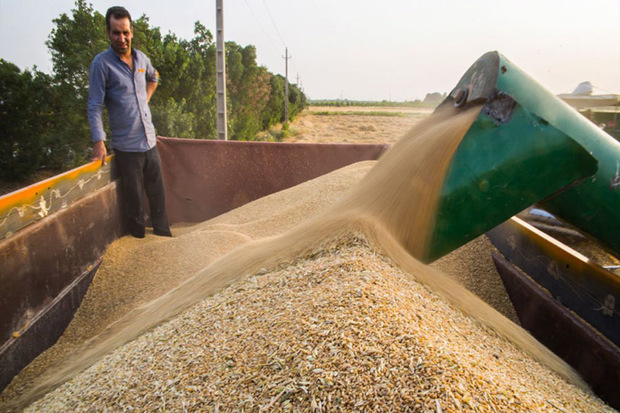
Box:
[284,106,433,144]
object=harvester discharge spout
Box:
[422,51,620,263]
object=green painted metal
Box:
[427,105,597,262]
[424,51,620,262]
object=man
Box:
[88,6,171,238]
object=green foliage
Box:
[46,0,108,99]
[151,98,195,138]
[226,44,268,140]
[262,75,285,128]
[0,61,53,180]
[44,0,108,169]
[2,0,307,182]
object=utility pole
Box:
[283,47,290,124]
[216,0,227,140]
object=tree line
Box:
[0,0,306,182]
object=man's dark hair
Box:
[105,6,132,31]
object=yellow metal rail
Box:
[0,156,115,240]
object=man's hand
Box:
[92,140,108,166]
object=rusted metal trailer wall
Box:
[0,162,123,392]
[157,137,388,224]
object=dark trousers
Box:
[114,147,171,237]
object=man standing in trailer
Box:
[88,6,171,238]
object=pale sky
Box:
[1,0,619,101]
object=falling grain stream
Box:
[1,105,612,411]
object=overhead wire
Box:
[261,0,286,48]
[242,0,280,57]
[242,0,302,86]
[261,0,303,86]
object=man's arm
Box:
[146,80,157,103]
[88,57,108,165]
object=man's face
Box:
[107,16,133,56]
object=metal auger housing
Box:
[423,51,620,262]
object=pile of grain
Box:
[432,236,519,322]
[2,104,611,411]
[0,161,376,405]
[25,234,608,412]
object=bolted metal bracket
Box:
[481,90,517,124]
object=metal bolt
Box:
[454,87,469,107]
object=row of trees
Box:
[0,0,306,181]
[309,99,441,108]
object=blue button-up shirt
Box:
[88,47,158,152]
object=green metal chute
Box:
[423,51,620,262]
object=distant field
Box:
[306,105,434,114]
[285,106,433,144]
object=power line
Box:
[259,0,303,79]
[261,0,286,48]
[242,0,280,55]
[241,1,302,85]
